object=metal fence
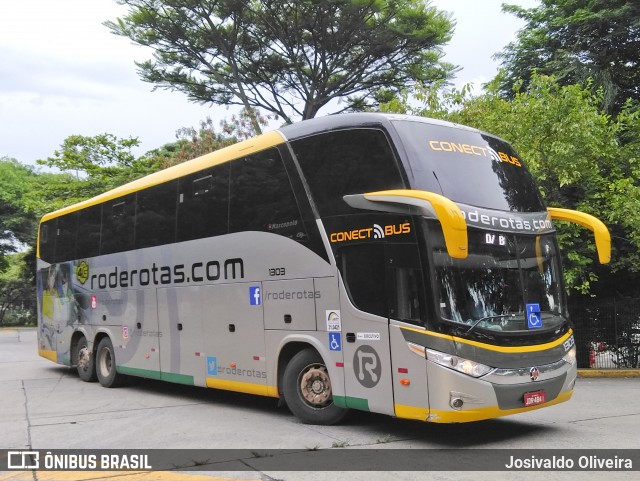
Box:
[569,297,640,369]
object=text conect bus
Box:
[36,114,610,424]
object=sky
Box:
[0,0,538,167]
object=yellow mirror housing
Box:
[363,189,468,259]
[547,207,611,264]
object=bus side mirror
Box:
[344,189,468,259]
[547,207,611,264]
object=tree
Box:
[145,107,270,169]
[36,133,163,208]
[496,0,640,114]
[381,74,640,296]
[38,133,157,182]
[0,252,35,326]
[106,0,455,127]
[0,160,39,325]
[0,158,39,260]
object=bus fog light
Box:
[450,398,464,410]
[426,348,494,378]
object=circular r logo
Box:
[353,345,381,388]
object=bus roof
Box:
[39,113,489,224]
[278,112,482,142]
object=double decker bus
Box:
[36,114,610,424]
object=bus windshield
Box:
[392,119,545,213]
[427,221,564,334]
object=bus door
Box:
[385,243,431,420]
[117,288,161,377]
[337,243,395,416]
[157,286,205,386]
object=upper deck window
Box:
[290,128,405,218]
[392,121,545,213]
[229,148,307,240]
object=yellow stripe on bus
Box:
[400,326,574,354]
[395,390,573,423]
[205,378,279,398]
[38,349,57,362]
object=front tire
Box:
[95,337,124,388]
[74,336,97,382]
[283,348,347,425]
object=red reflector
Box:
[336,362,344,368]
[398,367,409,374]
[253,356,260,360]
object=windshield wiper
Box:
[464,314,516,336]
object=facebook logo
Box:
[249,286,262,305]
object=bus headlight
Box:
[425,348,494,378]
[562,346,577,365]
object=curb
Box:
[578,369,640,378]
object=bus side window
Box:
[39,220,56,263]
[337,243,388,319]
[177,163,229,242]
[229,148,306,240]
[386,244,426,327]
[76,204,102,259]
[101,195,136,255]
[291,128,405,218]
[54,213,78,263]
[136,181,178,249]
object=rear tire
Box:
[283,348,347,425]
[95,337,124,388]
[74,336,97,382]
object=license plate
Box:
[524,390,546,407]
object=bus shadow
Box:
[125,375,289,417]
[343,409,557,447]
[57,365,556,447]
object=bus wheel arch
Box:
[72,332,96,382]
[95,335,125,388]
[281,345,347,425]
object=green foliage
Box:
[496,0,640,114]
[38,133,158,182]
[0,158,39,256]
[34,133,163,210]
[163,118,239,169]
[153,108,269,169]
[0,251,35,325]
[381,74,640,295]
[107,0,456,124]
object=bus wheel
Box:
[95,337,124,388]
[283,348,347,425]
[75,337,97,382]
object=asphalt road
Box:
[1,328,639,481]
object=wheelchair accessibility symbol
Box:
[329,332,342,351]
[526,303,542,329]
